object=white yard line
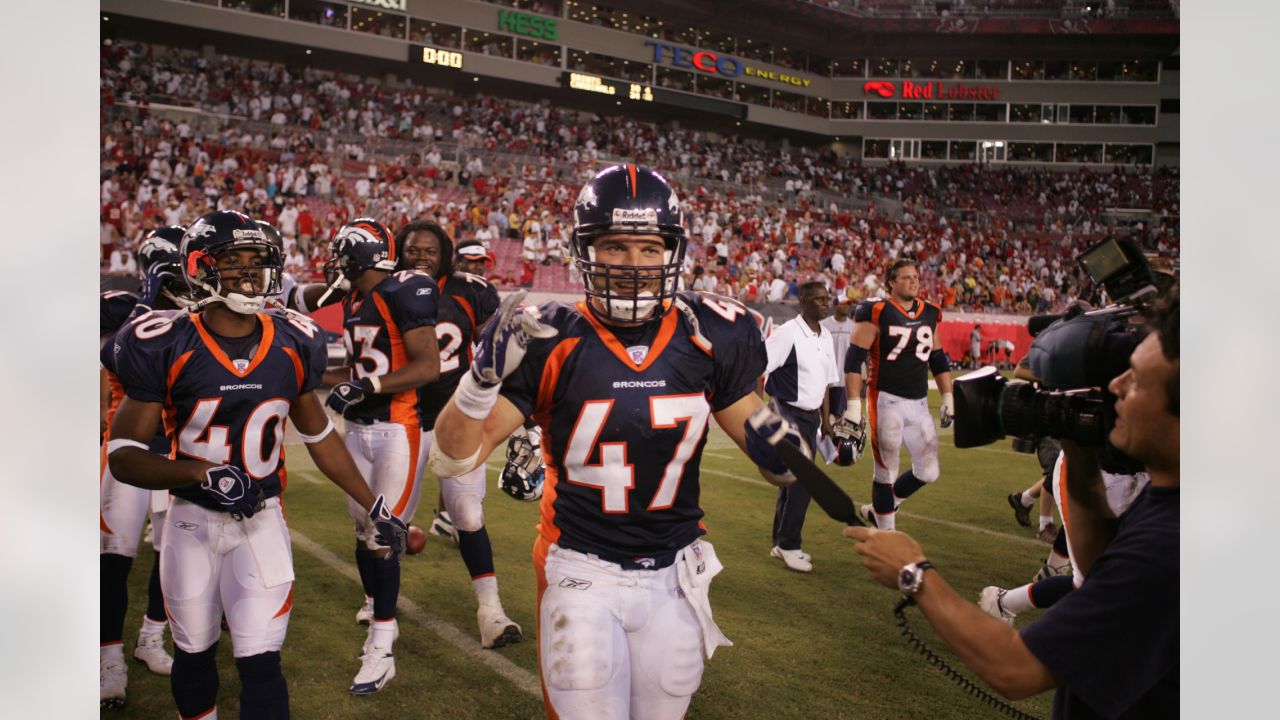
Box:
[289,530,543,697]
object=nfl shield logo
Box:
[626,345,648,365]
[233,359,250,373]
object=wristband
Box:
[454,372,502,420]
[106,438,150,455]
[296,418,335,444]
[843,403,862,424]
[361,376,382,394]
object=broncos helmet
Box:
[181,210,282,314]
[137,226,195,308]
[324,217,397,291]
[500,433,545,502]
[571,164,687,324]
[256,220,285,252]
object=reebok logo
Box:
[174,521,198,531]
[863,81,895,98]
[416,288,433,296]
[559,578,592,590]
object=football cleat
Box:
[428,509,459,544]
[100,655,127,708]
[355,596,374,626]
[477,604,523,649]
[133,632,173,675]
[770,546,813,573]
[1033,561,1073,584]
[859,503,879,529]
[979,586,1016,626]
[1036,522,1058,545]
[349,648,396,695]
[1007,492,1032,528]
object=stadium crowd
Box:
[100,40,1178,314]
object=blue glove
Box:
[369,494,409,560]
[326,378,373,416]
[744,402,804,478]
[137,265,177,311]
[201,465,265,519]
[471,290,558,387]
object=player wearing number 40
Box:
[105,210,411,719]
[835,259,955,531]
[431,164,800,720]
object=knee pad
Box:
[441,467,486,532]
[235,651,282,684]
[542,597,618,692]
[912,458,940,484]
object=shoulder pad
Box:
[382,269,438,296]
[267,308,326,347]
[852,299,881,323]
[100,290,140,337]
[676,291,760,349]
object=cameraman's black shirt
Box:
[1021,485,1178,719]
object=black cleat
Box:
[1007,492,1032,528]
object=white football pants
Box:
[100,447,168,556]
[870,389,940,484]
[344,421,422,546]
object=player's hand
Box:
[368,494,409,561]
[939,392,955,429]
[744,401,804,478]
[137,264,177,310]
[326,379,372,416]
[201,465,265,520]
[471,290,558,387]
[831,412,867,466]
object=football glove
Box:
[201,465,265,520]
[326,378,374,416]
[471,290,558,388]
[831,414,867,466]
[939,392,955,429]
[368,494,409,561]
[744,401,804,479]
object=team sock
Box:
[1020,490,1036,508]
[892,470,926,502]
[1001,584,1036,614]
[101,553,134,644]
[140,615,168,639]
[101,642,125,663]
[871,482,897,531]
[236,651,289,720]
[369,618,398,649]
[171,643,219,719]
[1039,514,1054,530]
[458,528,497,579]
[146,552,167,624]
[354,544,378,598]
[1029,575,1074,609]
[372,554,400,622]
[473,575,500,607]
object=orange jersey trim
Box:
[868,386,885,469]
[371,292,420,427]
[888,297,926,320]
[166,350,196,404]
[272,586,295,619]
[189,313,275,379]
[531,534,560,720]
[281,346,305,392]
[392,428,421,517]
[575,301,678,373]
[536,462,563,547]
[534,337,582,425]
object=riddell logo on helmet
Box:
[863,81,896,97]
[612,208,658,224]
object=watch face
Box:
[899,568,915,591]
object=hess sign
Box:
[417,46,463,69]
[863,80,999,100]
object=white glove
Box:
[939,392,954,429]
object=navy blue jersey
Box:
[416,272,501,430]
[110,309,328,506]
[500,292,765,562]
[339,270,439,425]
[854,297,943,400]
[101,290,139,338]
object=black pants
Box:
[771,403,821,551]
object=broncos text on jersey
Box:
[499,292,766,563]
[854,297,944,400]
[340,269,439,425]
[416,272,500,430]
[110,309,328,509]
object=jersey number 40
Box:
[565,394,710,513]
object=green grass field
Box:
[112,391,1058,719]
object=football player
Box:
[835,259,954,531]
[430,165,801,719]
[98,227,191,707]
[394,220,525,649]
[106,210,408,719]
[321,218,441,693]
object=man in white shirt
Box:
[764,281,839,573]
[821,295,855,420]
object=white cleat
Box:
[100,655,127,708]
[770,546,813,573]
[133,632,173,675]
[428,509,459,544]
[355,596,375,626]
[350,645,396,695]
[979,586,1017,626]
[477,604,523,649]
[859,503,879,529]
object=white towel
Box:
[243,499,295,589]
[675,539,732,659]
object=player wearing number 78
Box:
[837,259,954,531]
[431,164,794,720]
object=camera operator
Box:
[844,290,1178,718]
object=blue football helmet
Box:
[499,432,545,502]
[137,226,195,308]
[324,217,397,290]
[181,210,282,314]
[570,164,687,324]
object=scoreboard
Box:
[561,72,747,120]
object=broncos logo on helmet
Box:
[322,218,397,291]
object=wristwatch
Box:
[898,560,935,597]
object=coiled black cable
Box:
[893,596,1043,720]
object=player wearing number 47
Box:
[106,210,410,720]
[432,164,804,720]
[834,259,954,530]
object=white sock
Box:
[473,576,500,607]
[370,619,398,648]
[877,511,897,532]
[1020,490,1036,508]
[1001,584,1036,614]
[101,643,125,662]
[1039,515,1054,530]
[140,615,167,637]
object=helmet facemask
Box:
[574,233,684,324]
[186,242,283,315]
